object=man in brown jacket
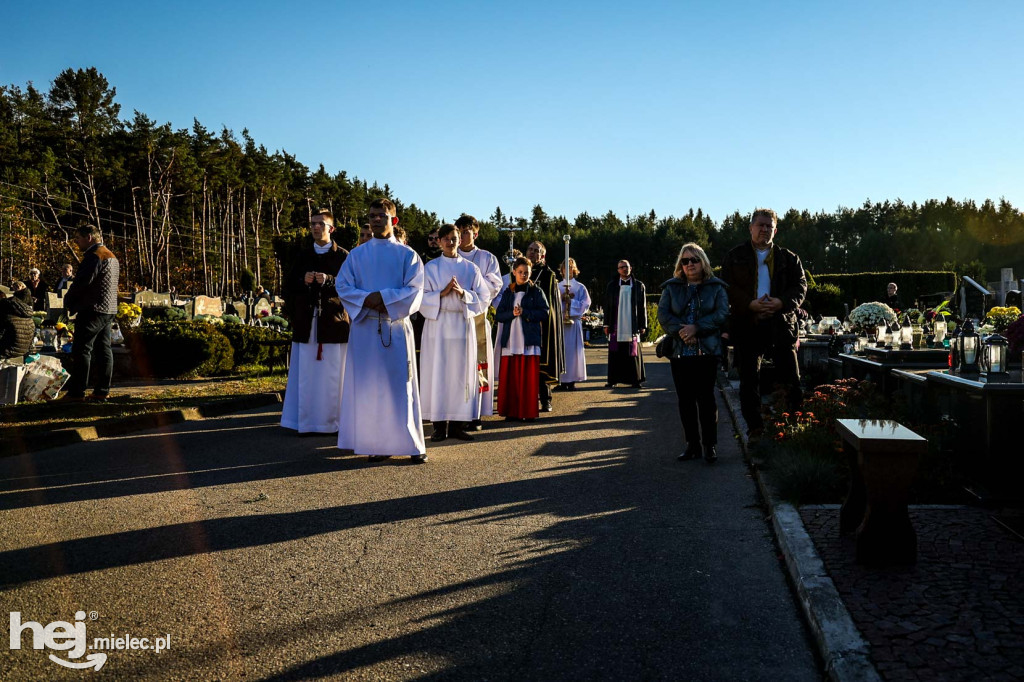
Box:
[280,210,350,434]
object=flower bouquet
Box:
[848,302,898,335]
[984,306,1021,333]
[117,302,143,327]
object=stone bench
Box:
[837,418,927,567]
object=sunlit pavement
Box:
[0,349,820,681]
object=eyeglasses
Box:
[310,221,328,228]
[679,257,701,266]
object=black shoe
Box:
[567,383,576,391]
[631,382,643,389]
[410,454,428,464]
[604,383,614,388]
[450,428,475,441]
[540,401,553,412]
[704,446,718,463]
[504,416,521,422]
[677,444,701,461]
[430,422,448,442]
[88,393,109,402]
[468,419,483,432]
[367,455,388,462]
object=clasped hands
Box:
[304,271,329,286]
[749,294,783,320]
[363,291,388,315]
[440,276,465,298]
[678,324,699,345]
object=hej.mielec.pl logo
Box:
[9,611,171,671]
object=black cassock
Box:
[530,263,566,385]
[605,276,648,386]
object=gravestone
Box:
[46,293,64,321]
[191,295,223,318]
[253,297,272,319]
[231,301,248,321]
[959,277,990,321]
[1005,290,1022,311]
[134,291,172,308]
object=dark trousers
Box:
[67,311,114,397]
[734,326,801,431]
[539,380,552,405]
[669,355,719,447]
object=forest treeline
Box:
[2,68,1022,301]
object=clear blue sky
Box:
[3,0,1022,225]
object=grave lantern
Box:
[876,322,887,346]
[958,318,980,373]
[899,315,914,350]
[933,317,947,345]
[983,333,1009,374]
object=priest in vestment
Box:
[557,258,591,390]
[280,210,349,433]
[420,224,490,442]
[604,259,647,388]
[525,241,565,412]
[455,214,504,428]
[335,199,427,462]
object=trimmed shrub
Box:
[644,302,663,342]
[220,324,290,367]
[126,321,234,378]
[815,271,956,309]
[142,306,188,322]
[803,281,843,317]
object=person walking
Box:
[557,258,591,390]
[495,257,550,422]
[658,243,729,463]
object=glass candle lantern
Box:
[959,319,980,372]
[876,323,887,345]
[983,334,1008,374]
[933,318,947,344]
[900,318,914,349]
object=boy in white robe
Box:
[455,214,503,429]
[335,199,428,463]
[281,210,349,433]
[420,224,490,442]
[557,258,592,390]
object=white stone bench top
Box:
[837,418,927,453]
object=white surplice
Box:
[281,317,347,433]
[458,246,503,416]
[419,254,490,421]
[335,236,426,456]
[558,278,591,383]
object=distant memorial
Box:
[252,297,272,319]
[46,292,64,321]
[190,295,223,318]
[134,291,172,308]
[958,277,991,321]
[230,301,247,320]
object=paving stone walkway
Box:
[800,505,1024,681]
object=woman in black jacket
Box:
[658,243,729,463]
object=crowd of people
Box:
[3,202,808,469]
[278,201,808,466]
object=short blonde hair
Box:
[673,243,713,281]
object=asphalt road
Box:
[0,349,821,681]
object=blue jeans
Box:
[68,311,114,397]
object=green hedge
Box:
[220,323,291,366]
[126,321,234,378]
[803,282,844,317]
[814,271,955,310]
[142,306,188,322]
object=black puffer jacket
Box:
[0,292,36,360]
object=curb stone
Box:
[717,377,881,682]
[2,392,284,456]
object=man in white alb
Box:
[420,224,490,442]
[557,257,591,390]
[335,199,427,463]
[455,214,503,430]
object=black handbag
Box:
[655,334,673,358]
